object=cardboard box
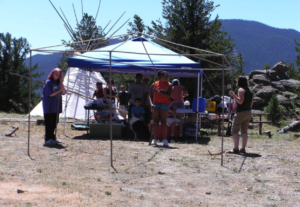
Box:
[89,123,123,138]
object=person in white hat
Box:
[171,79,188,120]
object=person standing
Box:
[150,70,172,147]
[171,79,188,119]
[228,76,253,154]
[127,73,149,119]
[142,75,153,125]
[117,85,129,120]
[42,68,66,145]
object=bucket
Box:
[192,98,206,112]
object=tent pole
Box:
[195,72,200,142]
[221,56,225,166]
[63,53,68,135]
[109,51,114,169]
[27,50,32,157]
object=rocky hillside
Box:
[249,62,300,109]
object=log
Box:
[277,120,300,133]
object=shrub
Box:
[264,94,284,124]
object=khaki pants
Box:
[231,110,252,134]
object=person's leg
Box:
[160,111,168,139]
[49,113,59,141]
[151,109,160,141]
[240,111,252,152]
[232,134,240,150]
[170,121,175,136]
[44,113,52,142]
[241,134,248,149]
[178,121,183,138]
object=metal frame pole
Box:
[27,50,32,157]
[221,56,225,166]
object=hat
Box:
[142,75,149,80]
[172,79,180,84]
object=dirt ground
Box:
[0,113,300,207]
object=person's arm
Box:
[182,86,188,97]
[117,92,120,107]
[154,83,172,98]
[103,87,107,98]
[229,88,245,105]
[49,82,66,97]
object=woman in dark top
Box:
[228,76,253,154]
[103,79,118,100]
[42,68,66,145]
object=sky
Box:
[1,0,300,51]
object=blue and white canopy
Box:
[68,38,202,77]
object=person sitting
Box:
[91,81,104,99]
[103,79,118,100]
[130,98,151,141]
[167,107,183,141]
[117,85,129,120]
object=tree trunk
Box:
[277,121,300,134]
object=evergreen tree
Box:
[295,38,300,69]
[62,13,107,51]
[0,33,42,113]
[148,0,236,97]
[264,94,284,124]
[127,15,146,35]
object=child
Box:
[131,98,150,140]
[131,98,145,120]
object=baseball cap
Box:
[172,79,180,84]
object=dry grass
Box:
[0,113,300,207]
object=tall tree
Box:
[127,15,146,35]
[0,33,42,112]
[62,13,108,51]
[149,0,236,96]
[295,38,300,69]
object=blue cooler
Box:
[192,98,206,112]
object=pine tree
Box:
[264,94,284,124]
[0,33,42,112]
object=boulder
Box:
[276,94,292,108]
[271,62,289,73]
[252,74,271,85]
[252,84,263,93]
[255,86,278,99]
[249,70,267,79]
[252,96,263,107]
[270,81,286,91]
[269,72,288,81]
[279,79,300,91]
[282,91,298,100]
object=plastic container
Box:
[192,98,206,112]
[206,101,216,112]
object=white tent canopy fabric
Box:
[30,67,106,120]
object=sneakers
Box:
[163,139,169,147]
[44,139,58,145]
[151,139,157,145]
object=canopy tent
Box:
[68,37,203,77]
[28,32,234,167]
[30,67,106,120]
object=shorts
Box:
[118,105,127,116]
[231,110,252,134]
[172,103,184,110]
[154,102,169,111]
